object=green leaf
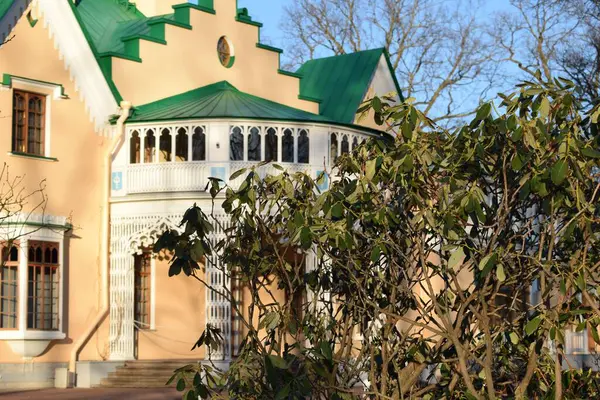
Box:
[366,159,377,180]
[511,153,524,171]
[268,354,288,369]
[509,332,519,344]
[479,253,496,271]
[581,147,600,159]
[193,372,202,387]
[551,159,568,185]
[590,323,600,345]
[229,168,247,181]
[496,264,506,282]
[332,202,344,218]
[320,341,333,361]
[476,103,492,121]
[448,247,465,269]
[539,96,550,118]
[525,316,542,336]
[177,378,186,392]
[372,97,382,113]
[371,246,381,263]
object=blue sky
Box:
[236,0,514,48]
[237,0,290,43]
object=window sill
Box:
[8,152,58,162]
[0,330,66,341]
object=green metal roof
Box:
[73,0,146,54]
[127,81,333,124]
[0,0,13,21]
[296,48,390,124]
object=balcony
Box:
[111,121,372,197]
[113,161,325,196]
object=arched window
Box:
[341,135,349,155]
[130,130,140,164]
[248,127,261,161]
[282,128,294,163]
[265,128,278,162]
[230,126,244,161]
[298,129,309,164]
[175,128,188,162]
[330,133,338,163]
[159,128,172,162]
[352,136,359,151]
[192,127,206,161]
[144,129,156,163]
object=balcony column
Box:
[293,128,298,164]
[260,127,266,161]
[243,126,248,162]
[277,128,282,163]
[170,127,176,163]
[139,131,147,165]
[188,127,193,161]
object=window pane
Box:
[282,129,294,163]
[175,128,189,162]
[27,242,59,330]
[159,128,172,162]
[330,134,338,163]
[230,127,243,161]
[341,135,349,155]
[192,127,206,161]
[298,129,309,164]
[130,131,141,164]
[248,127,261,161]
[265,128,277,162]
[144,130,156,163]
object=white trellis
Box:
[109,213,232,361]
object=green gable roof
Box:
[0,0,13,21]
[297,48,391,124]
[127,81,333,124]
[73,0,145,51]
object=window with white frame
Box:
[0,216,68,345]
[26,241,60,331]
[4,76,67,160]
[1,244,19,329]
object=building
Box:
[0,0,403,389]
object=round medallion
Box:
[217,36,235,68]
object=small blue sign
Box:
[210,167,227,185]
[316,171,329,191]
[112,172,123,191]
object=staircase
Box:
[97,360,194,388]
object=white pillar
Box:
[18,239,28,332]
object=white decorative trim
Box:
[0,330,66,341]
[109,212,232,361]
[36,0,119,133]
[125,216,181,255]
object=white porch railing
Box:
[566,329,588,354]
[118,161,325,196]
[126,162,210,194]
[228,162,315,189]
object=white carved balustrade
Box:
[126,162,209,194]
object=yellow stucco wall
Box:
[0,12,109,363]
[135,257,207,360]
[111,5,320,114]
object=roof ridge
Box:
[299,47,385,67]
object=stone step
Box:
[99,359,209,389]
[99,377,176,388]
